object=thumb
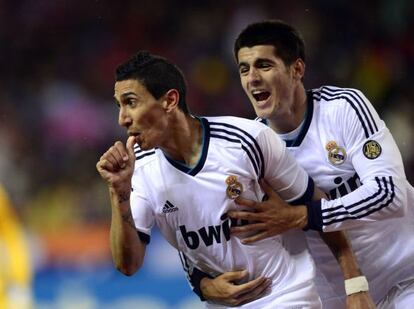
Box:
[234,196,256,208]
[126,136,137,164]
[222,270,248,282]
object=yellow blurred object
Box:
[0,185,33,309]
[191,57,230,95]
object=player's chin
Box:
[255,109,272,120]
[137,140,153,151]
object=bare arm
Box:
[312,186,362,280]
[109,186,146,275]
[97,136,146,275]
[230,180,375,307]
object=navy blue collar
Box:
[163,117,210,176]
[257,90,313,147]
[283,90,314,147]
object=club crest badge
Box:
[225,175,243,199]
[326,140,347,165]
[363,140,382,159]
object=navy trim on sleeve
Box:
[303,200,323,231]
[137,231,150,244]
[190,267,214,301]
[290,177,315,206]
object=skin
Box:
[115,79,202,163]
[96,79,203,275]
[199,45,375,308]
[237,45,307,134]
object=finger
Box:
[227,210,261,221]
[234,196,260,209]
[102,149,120,168]
[230,222,267,235]
[221,269,248,282]
[113,141,128,168]
[236,278,272,305]
[126,136,137,164]
[96,161,116,181]
[97,158,116,172]
[97,168,114,182]
[107,148,126,170]
[231,276,268,297]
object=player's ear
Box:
[292,58,305,81]
[162,89,179,113]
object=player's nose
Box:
[247,68,261,85]
[118,107,132,128]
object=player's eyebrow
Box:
[254,58,275,65]
[113,91,138,103]
[119,92,137,99]
[238,57,275,68]
[238,61,248,68]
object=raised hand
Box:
[96,136,136,192]
[200,270,271,306]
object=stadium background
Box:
[0,1,413,308]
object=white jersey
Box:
[263,85,414,304]
[130,116,321,308]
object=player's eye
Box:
[258,63,271,70]
[239,66,249,75]
[126,98,137,106]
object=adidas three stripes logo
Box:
[163,200,179,213]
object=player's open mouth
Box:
[252,90,271,105]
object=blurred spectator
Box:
[0,0,412,307]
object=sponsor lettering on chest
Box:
[179,214,248,249]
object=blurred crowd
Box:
[0,0,413,288]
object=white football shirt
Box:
[267,86,414,304]
[130,116,321,308]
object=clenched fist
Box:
[96,136,136,192]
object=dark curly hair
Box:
[234,20,306,66]
[115,51,189,113]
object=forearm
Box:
[319,231,361,279]
[109,187,145,276]
[316,189,361,277]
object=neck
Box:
[268,84,307,134]
[161,112,203,167]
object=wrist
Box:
[200,277,211,294]
[194,271,213,301]
[109,186,131,204]
[345,276,369,296]
[294,206,308,229]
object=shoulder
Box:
[311,85,368,109]
[133,144,158,168]
[203,116,269,139]
[310,85,373,122]
[310,85,381,138]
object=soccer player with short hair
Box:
[196,20,414,308]
[96,51,371,308]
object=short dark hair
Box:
[115,51,189,113]
[234,20,306,66]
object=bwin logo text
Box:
[179,214,248,249]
